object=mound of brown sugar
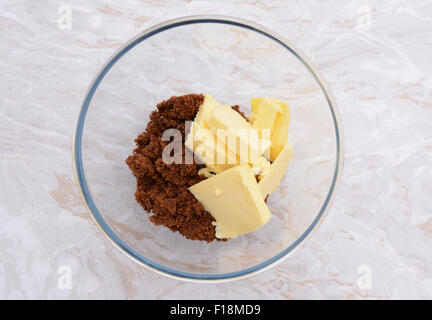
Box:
[126,94,246,242]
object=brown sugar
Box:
[126,94,246,242]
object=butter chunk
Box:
[250,99,282,132]
[270,99,290,161]
[207,104,270,167]
[187,127,238,173]
[185,93,271,176]
[248,98,283,158]
[249,97,290,161]
[258,142,293,198]
[189,165,271,239]
[250,97,265,113]
[185,93,220,150]
[194,93,220,128]
[185,94,238,173]
[198,167,215,178]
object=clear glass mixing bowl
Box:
[73,15,344,282]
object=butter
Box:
[198,167,215,178]
[187,127,238,173]
[271,99,290,161]
[189,165,271,239]
[194,93,220,128]
[250,97,264,113]
[249,97,290,161]
[207,104,270,170]
[249,98,283,130]
[185,93,220,150]
[207,105,255,161]
[258,142,293,198]
[248,98,283,158]
[185,94,239,173]
[185,93,270,175]
[251,156,271,175]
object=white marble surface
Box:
[1,0,432,299]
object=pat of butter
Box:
[187,127,239,173]
[249,97,290,161]
[189,165,271,239]
[185,93,270,175]
[185,93,220,150]
[207,104,270,168]
[185,94,239,173]
[198,167,215,178]
[271,99,290,161]
[258,142,293,198]
[194,93,219,128]
[248,98,283,158]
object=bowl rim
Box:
[72,14,344,282]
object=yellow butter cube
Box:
[207,104,270,169]
[189,165,271,239]
[249,97,290,161]
[258,142,293,198]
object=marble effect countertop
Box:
[1,0,432,299]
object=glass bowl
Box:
[73,15,344,282]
